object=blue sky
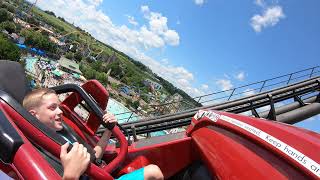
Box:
[30,0,320,132]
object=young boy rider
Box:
[23,88,163,180]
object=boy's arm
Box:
[94,113,117,159]
[60,142,90,180]
[94,129,112,159]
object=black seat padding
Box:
[0,60,31,104]
[0,109,24,164]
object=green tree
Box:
[74,51,83,62]
[0,34,21,61]
[26,16,39,26]
[91,60,103,71]
[131,100,140,109]
[141,94,150,103]
[65,52,74,59]
[106,61,125,79]
[44,10,56,17]
[15,23,22,32]
[5,3,15,13]
[21,29,57,53]
[82,66,96,80]
[0,8,12,23]
[96,72,107,84]
[110,82,119,90]
[0,21,16,34]
[58,16,66,22]
[69,43,78,53]
[0,2,15,13]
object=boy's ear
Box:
[29,109,37,116]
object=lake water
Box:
[107,98,139,123]
[25,57,38,75]
[106,98,168,137]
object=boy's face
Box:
[32,93,63,131]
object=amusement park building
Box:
[58,56,82,75]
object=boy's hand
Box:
[102,112,118,131]
[60,142,90,180]
[102,112,117,124]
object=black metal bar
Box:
[193,66,320,100]
[132,121,190,135]
[126,112,134,123]
[293,94,305,106]
[266,94,276,120]
[310,67,315,78]
[52,84,103,117]
[228,89,236,101]
[122,119,190,132]
[287,74,293,84]
[249,100,260,118]
[79,102,90,112]
[259,81,266,92]
[131,125,137,142]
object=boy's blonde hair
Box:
[23,88,56,111]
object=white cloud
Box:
[254,0,265,7]
[148,12,168,34]
[87,0,103,7]
[139,26,165,48]
[201,84,209,90]
[223,73,230,79]
[161,58,169,65]
[235,71,245,81]
[126,15,138,26]
[164,30,180,46]
[31,1,206,97]
[251,5,285,32]
[141,5,150,15]
[216,79,233,91]
[194,0,205,6]
[141,6,180,46]
[243,88,256,97]
[134,53,206,97]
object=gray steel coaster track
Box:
[99,76,320,138]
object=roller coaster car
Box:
[0,60,320,179]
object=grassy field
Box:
[32,8,75,33]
